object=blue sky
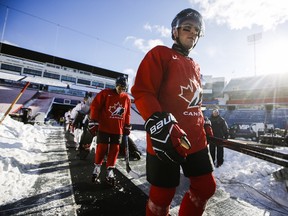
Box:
[0,0,288,88]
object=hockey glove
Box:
[124,124,132,135]
[204,117,213,139]
[88,118,99,136]
[144,112,191,164]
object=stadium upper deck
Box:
[0,42,127,92]
[223,74,288,106]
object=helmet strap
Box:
[172,41,190,56]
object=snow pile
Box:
[0,114,49,205]
[214,149,288,208]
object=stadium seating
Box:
[204,109,288,129]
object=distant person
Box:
[209,109,229,167]
[59,116,65,126]
[69,93,93,134]
[89,76,131,186]
[71,92,94,151]
[64,109,72,131]
[131,8,216,216]
[72,92,93,130]
[69,101,82,133]
[21,108,32,124]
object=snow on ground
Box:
[0,113,288,215]
[214,149,288,211]
[0,114,50,204]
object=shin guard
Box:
[178,173,216,216]
[95,143,108,164]
[146,185,176,216]
[106,144,120,167]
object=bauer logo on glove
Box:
[144,112,191,164]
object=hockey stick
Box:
[124,134,131,173]
[223,143,288,167]
[208,136,288,167]
[208,136,288,160]
[123,135,141,178]
[0,82,30,125]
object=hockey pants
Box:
[95,143,120,168]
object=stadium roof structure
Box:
[0,42,125,79]
[223,73,288,92]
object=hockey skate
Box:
[106,167,116,187]
[91,164,101,183]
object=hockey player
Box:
[64,109,72,132]
[74,92,94,153]
[71,93,93,130]
[69,101,83,133]
[68,94,92,148]
[131,8,216,216]
[89,76,131,185]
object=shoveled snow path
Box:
[0,126,77,216]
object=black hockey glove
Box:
[88,118,99,136]
[144,112,191,164]
[124,124,132,135]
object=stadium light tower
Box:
[247,33,262,76]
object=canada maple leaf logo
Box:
[179,79,203,108]
[109,102,125,118]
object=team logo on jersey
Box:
[179,79,203,108]
[109,102,125,119]
[172,55,179,60]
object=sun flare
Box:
[257,36,288,75]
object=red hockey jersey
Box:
[90,88,131,135]
[131,45,206,155]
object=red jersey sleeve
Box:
[89,90,105,121]
[131,46,169,120]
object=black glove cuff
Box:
[144,112,177,136]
